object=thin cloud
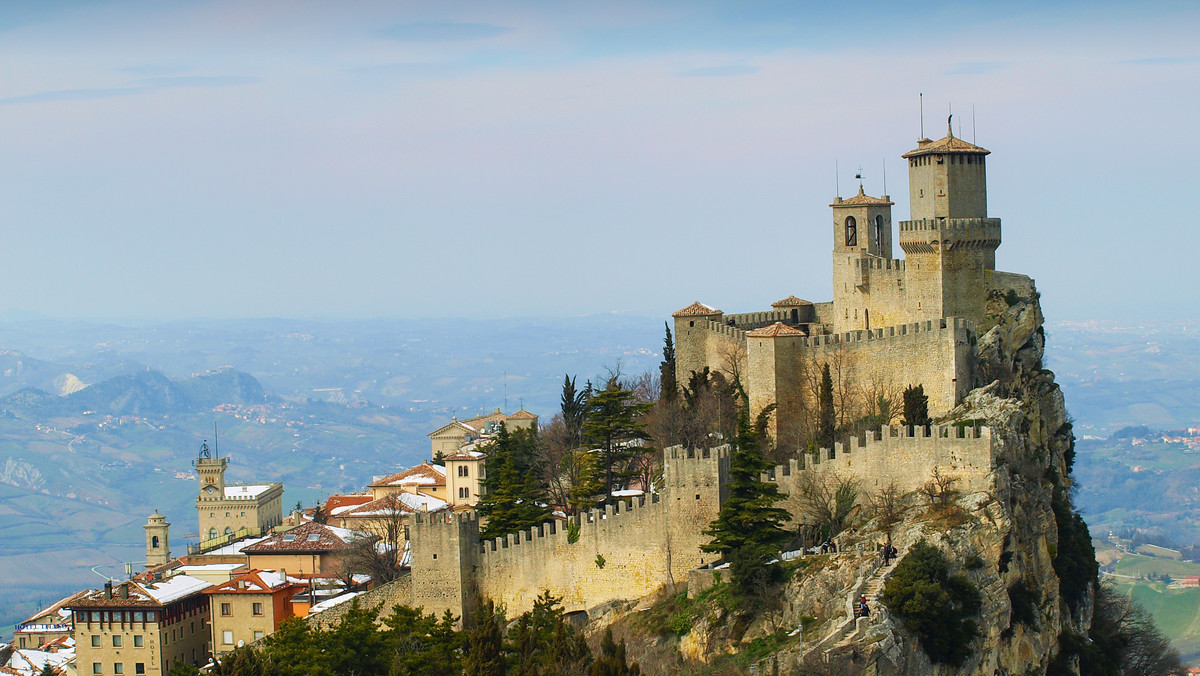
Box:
[1123,56,1198,65]
[0,76,258,104]
[945,61,1010,75]
[380,22,513,42]
[675,65,760,78]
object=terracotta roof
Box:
[443,449,487,462]
[745,322,807,337]
[323,494,373,516]
[368,463,446,489]
[461,409,507,427]
[340,492,448,517]
[242,522,373,554]
[831,185,894,207]
[672,301,721,317]
[205,570,305,595]
[18,593,78,627]
[508,409,538,420]
[771,295,813,308]
[428,420,480,438]
[902,129,989,158]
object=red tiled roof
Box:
[831,185,894,207]
[205,570,304,595]
[242,522,373,554]
[672,301,721,317]
[902,130,989,158]
[746,322,807,337]
[508,409,537,420]
[369,463,446,489]
[771,295,813,308]
[323,494,373,515]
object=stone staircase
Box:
[830,555,899,650]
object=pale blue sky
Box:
[0,1,1196,322]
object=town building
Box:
[11,595,75,650]
[67,576,212,676]
[193,441,284,550]
[426,408,538,458]
[204,570,306,656]
[240,522,375,577]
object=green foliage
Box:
[38,665,57,676]
[702,400,791,604]
[1007,580,1039,627]
[478,425,552,541]
[881,539,982,666]
[560,374,589,449]
[964,554,984,570]
[901,384,931,428]
[209,645,271,676]
[1050,487,1097,611]
[567,520,581,544]
[659,323,677,403]
[464,598,506,676]
[818,363,836,450]
[509,591,591,675]
[580,378,652,503]
[595,553,606,569]
[166,664,203,676]
[589,627,641,676]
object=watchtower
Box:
[409,511,481,626]
[194,441,226,501]
[830,185,895,332]
[899,118,1002,322]
[144,510,171,568]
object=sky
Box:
[0,0,1197,323]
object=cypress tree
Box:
[701,400,791,601]
[659,322,677,402]
[818,362,836,450]
[902,384,931,428]
[561,374,588,449]
[464,598,506,676]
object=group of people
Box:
[819,539,839,554]
[881,539,898,565]
[856,594,871,618]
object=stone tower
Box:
[144,510,171,568]
[899,119,1001,322]
[830,185,895,332]
[409,511,480,626]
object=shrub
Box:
[1050,489,1097,611]
[881,539,981,666]
[1008,580,1039,627]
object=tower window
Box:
[844,216,857,247]
[874,215,884,246]
[151,536,160,548]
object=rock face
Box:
[620,282,1092,675]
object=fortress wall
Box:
[724,310,793,331]
[475,497,670,614]
[663,445,729,579]
[769,425,994,523]
[673,315,744,388]
[305,574,413,630]
[410,511,479,623]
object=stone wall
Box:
[303,575,413,630]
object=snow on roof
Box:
[142,575,212,604]
[308,591,363,615]
[177,563,244,573]
[611,489,644,497]
[243,522,372,553]
[224,484,274,500]
[18,593,77,627]
[368,463,446,488]
[203,536,269,556]
[5,646,72,675]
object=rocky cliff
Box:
[603,281,1098,675]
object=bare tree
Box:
[871,480,904,535]
[920,467,959,508]
[793,470,861,539]
[340,498,407,584]
[539,415,583,514]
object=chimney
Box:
[104,581,113,599]
[120,584,129,599]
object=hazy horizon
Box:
[2,1,1196,323]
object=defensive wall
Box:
[409,446,729,621]
[304,574,413,630]
[767,424,993,527]
[746,317,976,441]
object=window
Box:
[133,612,143,622]
[92,635,101,647]
[208,528,217,540]
[459,487,468,498]
[253,631,264,641]
[112,635,123,647]
[252,603,263,616]
[133,635,143,647]
[283,534,295,542]
[18,637,25,648]
[114,664,124,675]
[135,665,145,675]
[151,535,159,548]
[224,527,233,535]
[874,215,884,246]
[220,603,231,616]
[307,534,321,542]
[844,216,857,247]
[93,663,102,675]
[223,630,234,645]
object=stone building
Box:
[144,511,170,569]
[427,408,538,459]
[240,522,375,577]
[67,576,212,676]
[672,123,1029,442]
[12,595,75,650]
[193,441,284,548]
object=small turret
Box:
[144,510,171,568]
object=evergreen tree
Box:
[589,628,640,676]
[433,449,447,465]
[881,539,982,666]
[701,400,792,602]
[902,384,931,428]
[39,665,59,676]
[659,322,677,402]
[509,591,591,675]
[581,378,652,503]
[311,501,327,525]
[464,598,506,676]
[477,425,552,540]
[818,363,836,451]
[560,374,589,449]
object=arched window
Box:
[151,536,160,549]
[845,216,857,247]
[224,527,233,536]
[208,528,218,540]
[874,215,884,247]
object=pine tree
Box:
[659,322,677,402]
[818,362,836,451]
[581,378,652,503]
[902,384,931,428]
[510,591,591,674]
[464,598,506,676]
[589,628,640,676]
[702,400,792,602]
[561,374,589,449]
[477,425,552,540]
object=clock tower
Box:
[194,441,227,500]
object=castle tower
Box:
[409,511,480,626]
[144,510,171,568]
[194,441,228,542]
[672,301,724,390]
[899,119,1001,322]
[830,186,896,332]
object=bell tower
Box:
[144,510,171,568]
[830,185,894,332]
[194,440,226,500]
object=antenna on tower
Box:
[882,157,887,195]
[919,92,924,138]
[972,105,977,143]
[835,160,840,198]
[855,166,863,189]
[214,422,219,458]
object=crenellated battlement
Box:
[854,257,906,272]
[704,319,748,341]
[723,310,795,331]
[899,218,1001,253]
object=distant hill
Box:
[0,367,268,418]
